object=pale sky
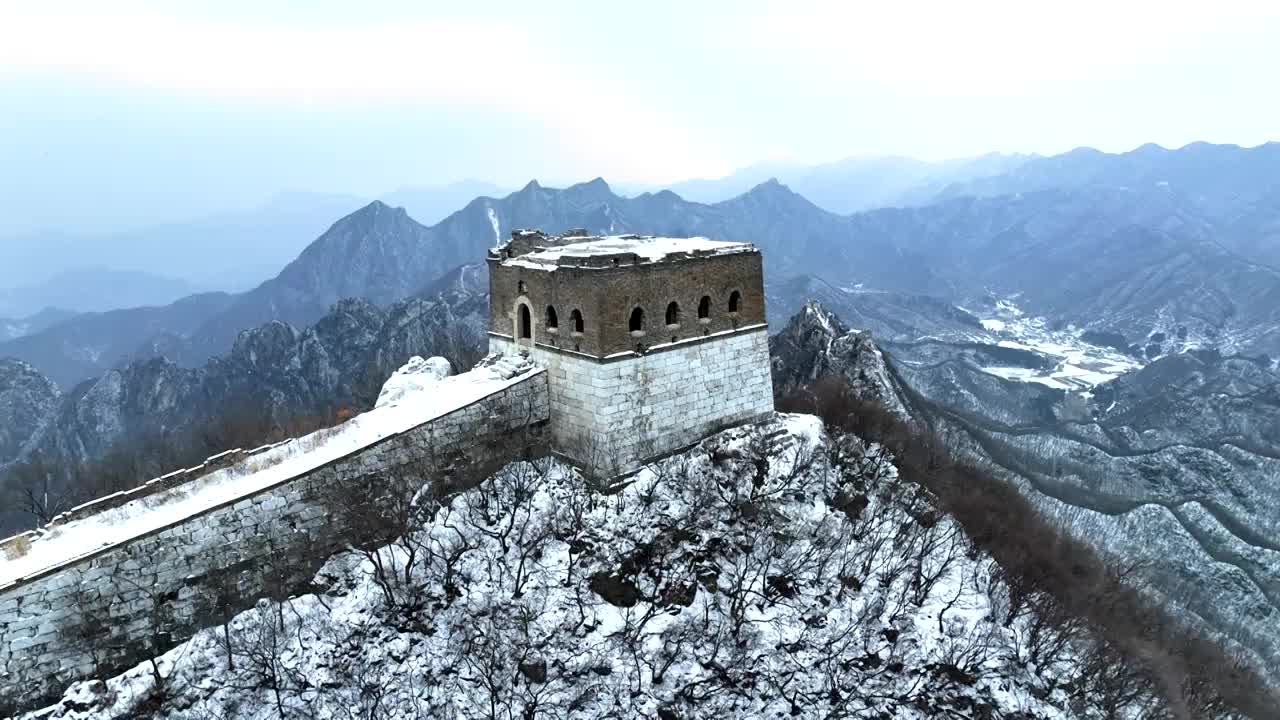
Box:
[2,0,1279,234]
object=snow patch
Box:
[505,235,752,269]
[374,356,451,409]
[486,205,501,247]
[976,298,1142,392]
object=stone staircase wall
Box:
[0,369,549,715]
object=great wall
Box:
[0,231,776,713]
[0,358,549,713]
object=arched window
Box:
[518,304,532,339]
[545,305,558,329]
[629,307,645,333]
[665,301,680,326]
[698,295,711,319]
[728,290,741,314]
[570,309,584,333]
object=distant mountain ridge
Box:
[0,192,367,292]
[0,308,78,342]
[938,141,1280,267]
[7,141,1280,385]
[0,293,236,387]
[0,268,198,319]
[621,152,1033,213]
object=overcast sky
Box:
[2,0,1279,234]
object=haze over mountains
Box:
[4,141,1280,390]
[0,268,198,319]
[620,151,1032,212]
[0,181,510,296]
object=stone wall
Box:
[490,327,773,476]
[0,372,549,715]
[488,249,766,358]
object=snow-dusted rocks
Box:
[769,301,907,417]
[374,355,452,408]
[24,415,1160,719]
[0,358,59,463]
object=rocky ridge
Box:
[770,299,1280,693]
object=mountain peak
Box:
[307,201,413,247]
[729,177,817,210]
[519,179,543,193]
[564,177,615,202]
[748,177,793,195]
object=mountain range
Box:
[0,182,509,298]
[3,140,1280,514]
[9,141,1280,390]
[771,298,1280,687]
[620,152,1032,212]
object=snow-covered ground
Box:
[976,300,1141,393]
[26,415,1157,720]
[506,235,754,269]
[0,355,537,590]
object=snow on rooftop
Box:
[504,234,753,269]
[0,356,542,589]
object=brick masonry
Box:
[488,242,767,358]
[490,327,774,476]
[0,372,549,715]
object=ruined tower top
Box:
[487,229,766,359]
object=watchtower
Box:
[487,229,775,476]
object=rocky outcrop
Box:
[769,301,907,417]
[0,359,60,463]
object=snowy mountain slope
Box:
[770,301,1280,706]
[0,359,60,465]
[24,415,1188,720]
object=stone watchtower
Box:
[487,229,775,476]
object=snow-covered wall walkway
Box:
[0,358,549,716]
